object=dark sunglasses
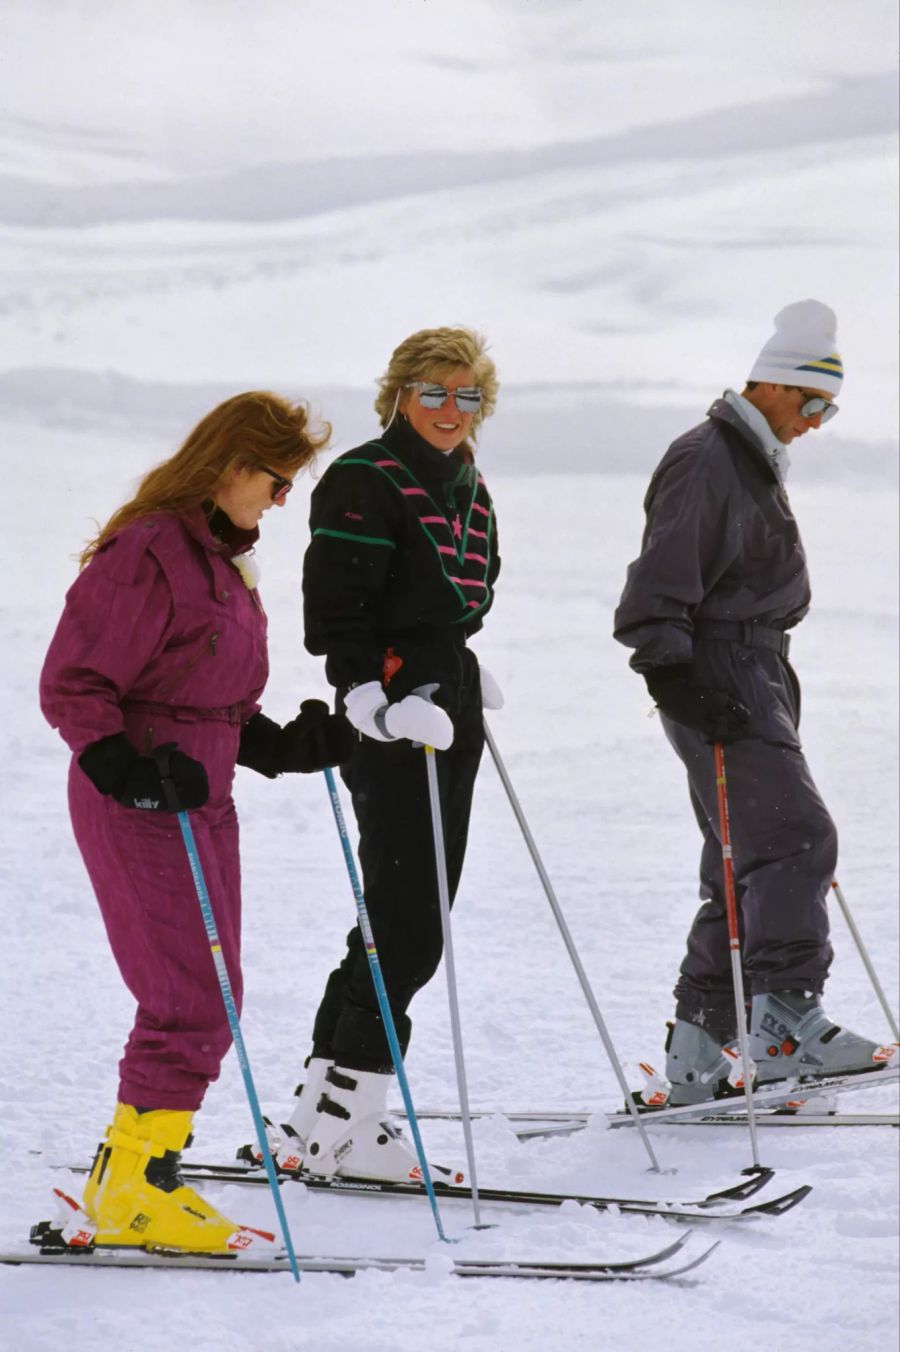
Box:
[256,463,294,501]
[792,388,839,424]
[406,381,483,413]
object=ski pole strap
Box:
[693,620,791,658]
[151,743,182,812]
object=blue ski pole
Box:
[176,808,302,1282]
[323,765,450,1244]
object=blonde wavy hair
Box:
[80,391,330,568]
[374,328,499,451]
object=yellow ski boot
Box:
[83,1103,273,1254]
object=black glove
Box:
[237,703,355,778]
[236,712,287,779]
[644,664,751,744]
[78,733,209,811]
[281,700,355,772]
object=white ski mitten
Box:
[343,681,394,742]
[384,686,454,750]
[478,666,504,710]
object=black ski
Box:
[57,1159,808,1223]
[11,1224,718,1282]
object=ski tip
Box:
[677,1237,722,1276]
[744,1183,813,1218]
[704,1168,774,1203]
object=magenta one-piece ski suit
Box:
[40,507,268,1111]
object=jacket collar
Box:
[707,395,782,485]
[181,503,259,558]
[379,417,472,481]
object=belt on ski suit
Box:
[121,699,246,725]
[693,620,791,660]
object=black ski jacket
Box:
[303,417,500,712]
[613,398,811,747]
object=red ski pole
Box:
[713,743,764,1172]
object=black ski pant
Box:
[663,720,837,1033]
[311,684,485,1072]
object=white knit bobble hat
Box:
[748,300,843,397]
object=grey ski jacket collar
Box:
[706,395,788,487]
[721,390,791,484]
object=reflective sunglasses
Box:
[256,462,294,501]
[406,381,483,413]
[792,389,839,424]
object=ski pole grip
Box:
[151,742,183,813]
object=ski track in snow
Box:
[1,2,898,1349]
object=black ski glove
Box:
[281,700,355,772]
[236,712,287,779]
[237,703,355,779]
[78,733,209,811]
[644,664,751,744]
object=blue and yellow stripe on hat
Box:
[796,354,843,379]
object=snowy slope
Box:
[1,3,898,439]
[1,2,898,1350]
[3,431,898,1352]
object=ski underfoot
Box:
[381,1064,899,1139]
[55,1159,810,1224]
[12,1222,717,1282]
[609,1062,899,1126]
[403,1108,898,1140]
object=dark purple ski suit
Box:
[614,399,837,1030]
[40,508,268,1110]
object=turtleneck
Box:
[184,503,259,557]
[380,416,475,472]
[723,389,791,484]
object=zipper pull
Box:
[210,633,219,656]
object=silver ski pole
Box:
[831,880,899,1041]
[423,745,485,1227]
[483,720,664,1174]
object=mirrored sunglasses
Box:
[407,381,483,413]
[796,391,839,424]
[256,463,294,501]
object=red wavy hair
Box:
[80,391,330,568]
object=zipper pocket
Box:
[155,630,219,700]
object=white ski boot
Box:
[272,1055,334,1175]
[304,1065,465,1186]
[664,1019,738,1106]
[750,991,899,1083]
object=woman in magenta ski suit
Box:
[38,391,352,1254]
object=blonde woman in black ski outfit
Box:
[273,327,501,1182]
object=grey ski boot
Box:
[664,1018,736,1106]
[750,991,898,1083]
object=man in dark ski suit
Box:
[614,299,895,1106]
